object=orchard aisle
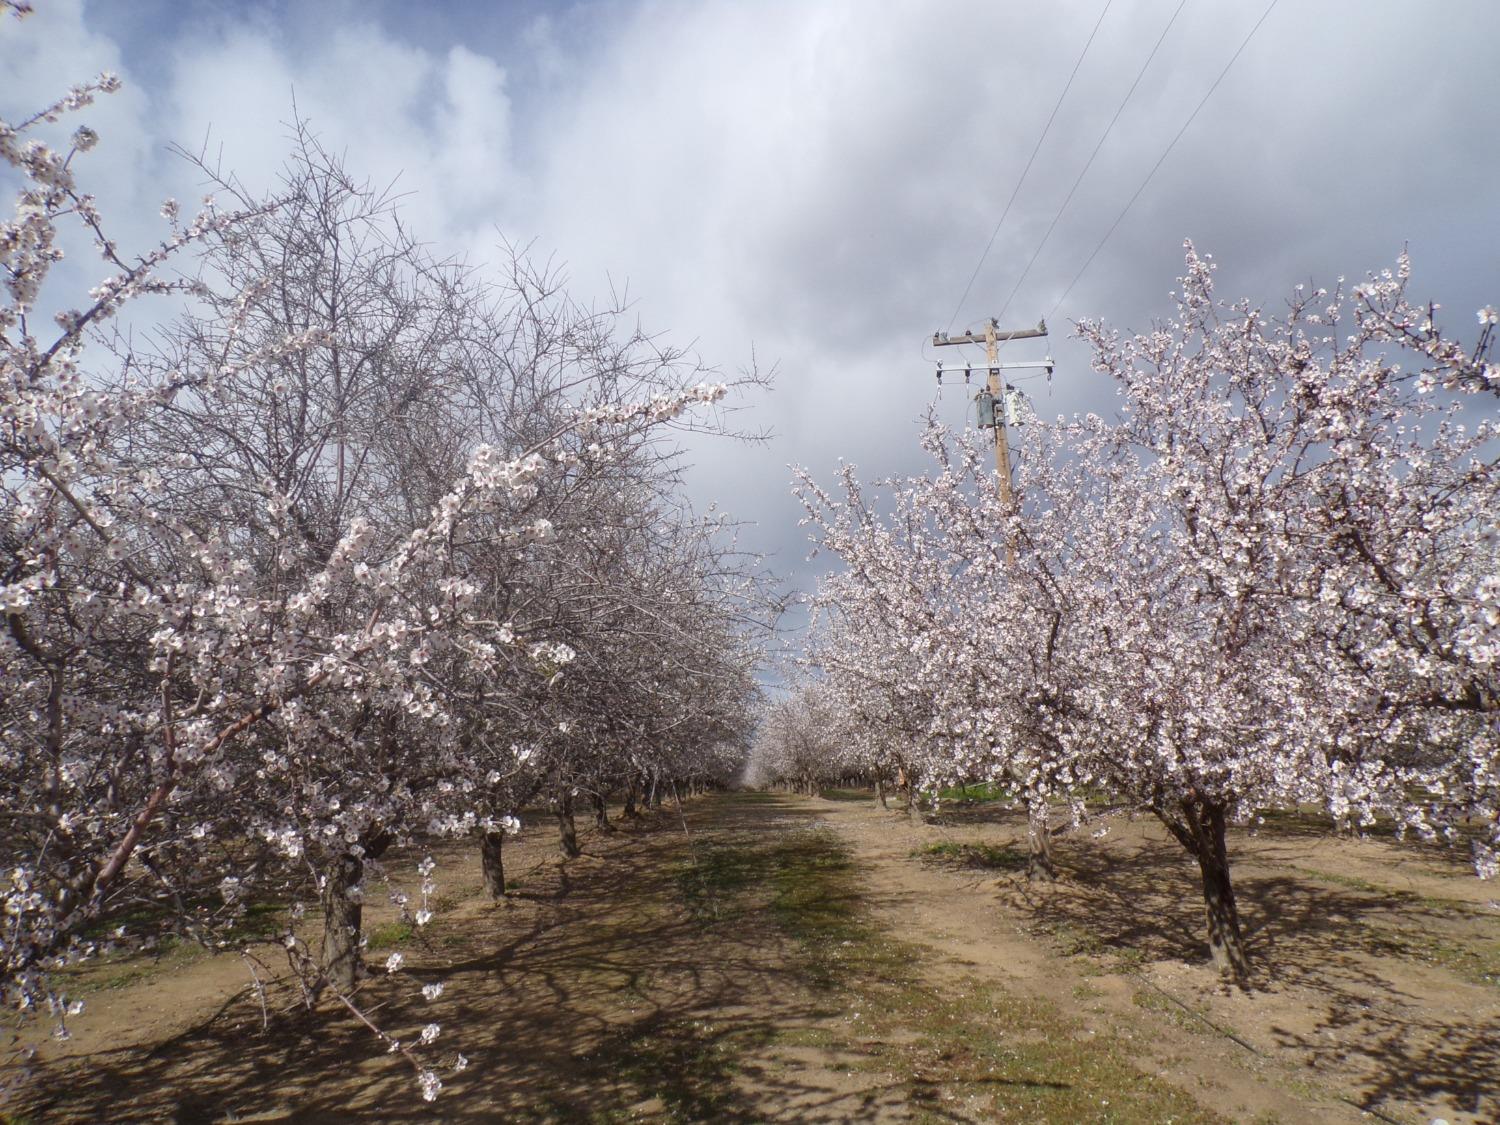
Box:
[811,795,1348,1124]
[11,791,1493,1122]
[8,793,1207,1122]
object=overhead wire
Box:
[942,0,1114,337]
[1047,0,1281,324]
[989,0,1189,344]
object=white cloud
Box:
[163,23,518,249]
[8,0,1498,643]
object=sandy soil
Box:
[3,792,1495,1123]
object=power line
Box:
[1048,0,1281,323]
[990,0,1188,339]
[944,0,1113,335]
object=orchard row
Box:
[2,51,761,1093]
[761,246,1498,982]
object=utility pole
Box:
[931,319,1049,559]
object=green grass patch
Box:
[818,787,876,802]
[770,1024,841,1049]
[573,1012,770,1123]
[55,936,201,994]
[764,829,903,990]
[1296,869,1499,986]
[1297,867,1385,894]
[365,920,413,951]
[1299,867,1486,915]
[225,899,286,942]
[833,969,1222,1123]
[729,790,784,804]
[1364,925,1500,987]
[935,779,1009,803]
[58,896,285,997]
[675,840,762,924]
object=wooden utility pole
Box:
[931,318,1048,531]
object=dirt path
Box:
[815,796,1324,1123]
[815,791,1499,1125]
[5,792,1495,1122]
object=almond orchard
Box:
[2,43,762,1101]
[4,5,1498,1121]
[773,246,1497,983]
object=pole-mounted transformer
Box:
[1003,387,1027,428]
[974,387,997,429]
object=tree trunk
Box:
[480,830,506,899]
[320,851,365,994]
[591,791,615,833]
[1027,798,1058,882]
[875,775,888,810]
[623,779,639,819]
[555,790,580,858]
[1161,795,1249,982]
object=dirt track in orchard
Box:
[4,791,1497,1123]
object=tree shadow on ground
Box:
[969,805,1499,1121]
[11,796,908,1123]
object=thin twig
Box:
[241,951,270,1031]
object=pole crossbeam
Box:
[932,319,1047,348]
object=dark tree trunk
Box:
[318,830,392,995]
[1027,798,1058,882]
[875,775,888,810]
[1160,795,1249,982]
[320,851,365,994]
[480,830,506,899]
[623,779,639,819]
[591,791,615,833]
[555,790,581,858]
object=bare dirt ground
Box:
[2,791,1495,1123]
[821,793,1500,1124]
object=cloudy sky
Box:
[5,0,1497,662]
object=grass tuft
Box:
[364,920,413,951]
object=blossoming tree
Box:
[2,39,757,1097]
[798,246,1497,981]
